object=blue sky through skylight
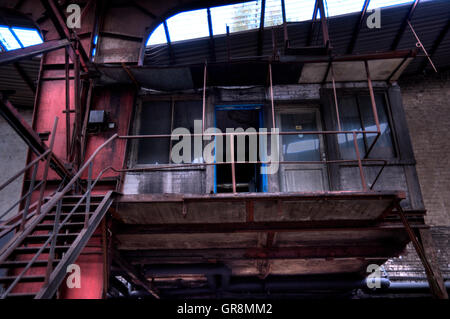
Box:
[0,25,43,51]
[146,0,415,47]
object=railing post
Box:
[230,134,236,193]
[84,161,93,228]
[353,131,368,192]
[36,117,59,215]
[19,162,38,231]
[44,198,62,285]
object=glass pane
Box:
[11,27,43,47]
[166,9,209,42]
[147,23,166,46]
[325,0,366,17]
[137,101,171,164]
[280,111,320,162]
[0,26,21,50]
[210,1,261,35]
[264,0,282,27]
[368,0,413,10]
[173,100,203,163]
[338,96,365,159]
[359,94,395,158]
[285,0,316,22]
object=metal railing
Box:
[117,129,387,193]
[0,131,118,297]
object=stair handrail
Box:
[0,134,118,260]
[0,133,118,298]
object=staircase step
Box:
[12,245,71,254]
[4,292,36,298]
[35,222,85,230]
[0,275,45,283]
[23,233,78,244]
[0,259,60,268]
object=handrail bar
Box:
[0,149,51,192]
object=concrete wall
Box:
[0,108,33,221]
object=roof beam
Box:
[257,0,266,56]
[418,18,450,73]
[163,21,175,64]
[346,0,370,54]
[390,0,420,50]
[0,39,70,66]
[317,0,330,47]
[207,8,216,62]
[40,0,90,71]
[306,0,319,46]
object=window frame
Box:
[336,90,399,160]
[129,94,204,169]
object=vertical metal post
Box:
[202,62,207,133]
[330,63,341,131]
[364,60,381,158]
[36,117,59,215]
[230,134,236,193]
[65,46,71,159]
[269,63,276,129]
[20,162,38,231]
[44,199,62,285]
[226,25,231,62]
[73,47,81,166]
[364,60,380,132]
[281,0,289,46]
[353,131,367,191]
[84,162,93,228]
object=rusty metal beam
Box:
[112,249,159,299]
[120,244,406,263]
[390,0,420,50]
[418,18,450,73]
[257,0,266,56]
[317,0,330,47]
[0,96,72,180]
[0,39,70,66]
[40,0,90,72]
[346,0,370,54]
[306,0,319,46]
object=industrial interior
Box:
[0,0,449,299]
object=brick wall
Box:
[383,71,450,287]
[398,71,450,227]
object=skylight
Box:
[166,9,209,42]
[146,0,417,47]
[0,25,43,51]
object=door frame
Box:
[213,104,267,193]
[276,106,329,192]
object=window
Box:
[135,100,202,165]
[0,25,43,51]
[338,93,395,159]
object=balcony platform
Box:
[113,191,426,279]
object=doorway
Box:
[214,105,266,193]
[277,107,329,192]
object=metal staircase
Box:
[0,192,113,299]
[0,117,119,299]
